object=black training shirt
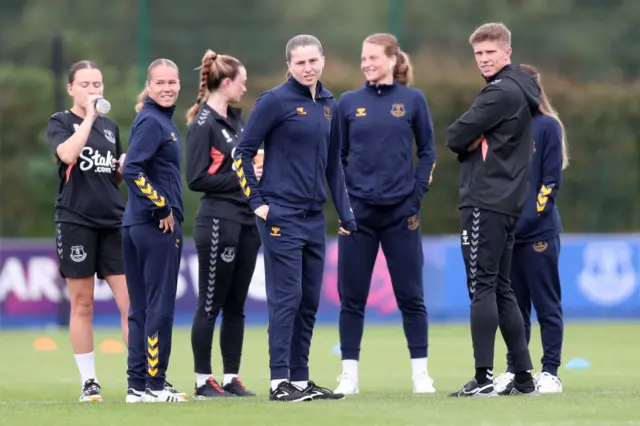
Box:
[47,110,125,228]
[186,104,254,226]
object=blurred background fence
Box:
[2,0,640,238]
[1,0,640,326]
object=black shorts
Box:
[56,222,124,279]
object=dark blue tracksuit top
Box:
[515,114,563,243]
[233,76,356,231]
[122,97,183,226]
[338,81,436,205]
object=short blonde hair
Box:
[469,23,511,46]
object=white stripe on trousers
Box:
[469,208,480,295]
[205,218,220,314]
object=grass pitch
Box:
[1,322,639,425]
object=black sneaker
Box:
[301,381,345,400]
[269,380,313,402]
[497,377,539,396]
[194,376,234,398]
[449,378,496,397]
[79,378,102,402]
[223,377,256,396]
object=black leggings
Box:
[190,217,261,375]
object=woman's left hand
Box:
[254,163,263,180]
[338,227,351,236]
[114,153,126,174]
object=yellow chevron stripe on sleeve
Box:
[134,174,167,207]
[151,197,166,207]
[537,193,548,205]
[540,185,553,196]
[140,184,153,195]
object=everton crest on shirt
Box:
[47,110,125,228]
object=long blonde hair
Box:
[520,64,569,170]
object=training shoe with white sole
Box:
[269,380,313,402]
[449,378,496,397]
[144,381,188,402]
[125,388,144,403]
[301,381,345,400]
[534,372,563,394]
[334,373,359,395]
[497,376,539,396]
[494,372,515,393]
[412,372,436,394]
[79,378,102,402]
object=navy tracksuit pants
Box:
[506,236,563,376]
[258,202,325,381]
[122,220,183,391]
[338,195,428,361]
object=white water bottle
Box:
[95,98,111,114]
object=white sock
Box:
[291,380,308,390]
[411,357,428,377]
[342,359,359,381]
[196,374,210,387]
[223,374,237,386]
[271,379,286,391]
[74,352,97,384]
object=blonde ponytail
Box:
[393,50,414,86]
[135,88,148,113]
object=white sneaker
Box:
[534,372,563,393]
[125,388,144,403]
[494,372,515,393]
[334,373,359,395]
[143,382,188,403]
[412,372,436,394]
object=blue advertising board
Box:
[1,235,639,329]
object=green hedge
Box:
[2,59,638,237]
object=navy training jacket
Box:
[232,75,356,231]
[122,97,183,226]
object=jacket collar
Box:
[286,75,332,99]
[204,103,242,121]
[484,64,512,84]
[364,79,399,95]
[143,96,176,118]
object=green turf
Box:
[1,322,639,425]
